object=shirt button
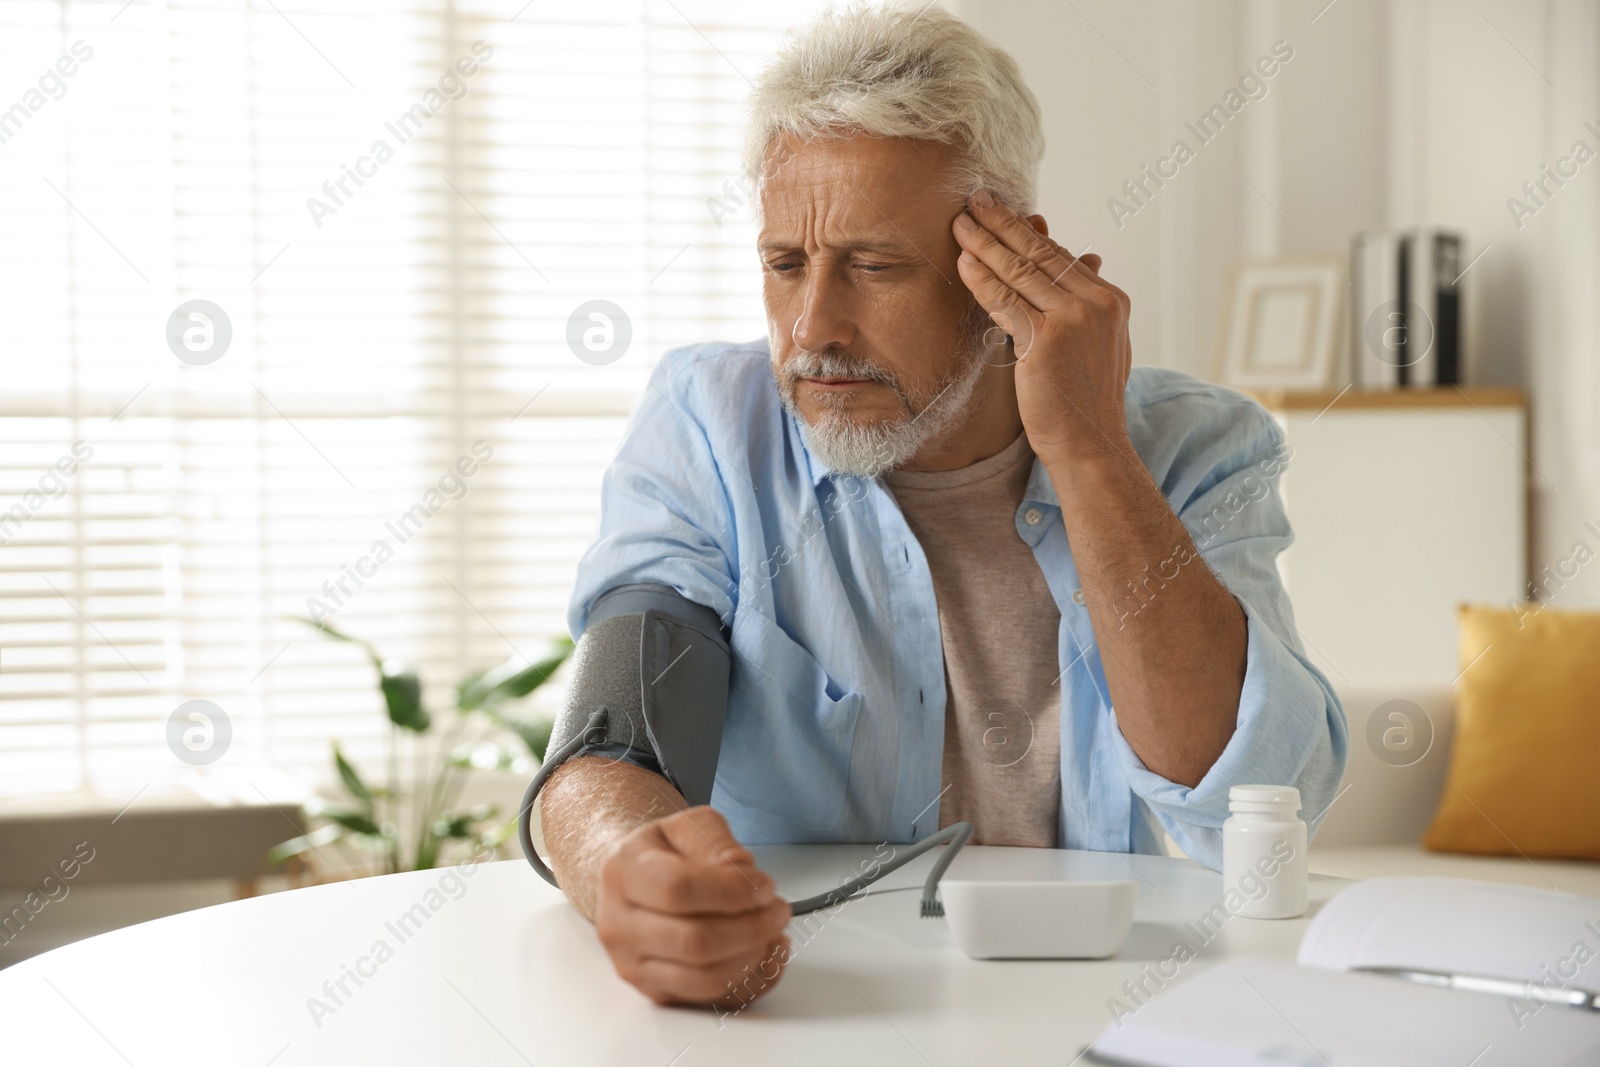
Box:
[1023,508,1043,526]
[1072,588,1087,605]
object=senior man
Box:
[538,4,1347,1008]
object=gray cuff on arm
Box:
[548,583,731,805]
[569,740,663,777]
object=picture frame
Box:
[1214,257,1346,389]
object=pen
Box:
[1355,965,1600,1010]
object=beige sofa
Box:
[1309,688,1600,897]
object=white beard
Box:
[776,303,995,480]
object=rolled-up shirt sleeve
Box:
[567,348,738,640]
[1109,401,1349,870]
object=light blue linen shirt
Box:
[567,338,1348,870]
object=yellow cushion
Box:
[1423,603,1600,861]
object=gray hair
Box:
[742,3,1045,215]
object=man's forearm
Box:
[1042,445,1246,788]
[538,756,689,919]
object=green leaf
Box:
[494,713,555,763]
[456,667,489,708]
[431,814,473,840]
[447,740,528,773]
[380,665,429,732]
[431,804,498,840]
[477,818,518,851]
[289,615,381,664]
[332,743,374,813]
[458,638,573,712]
[341,831,398,856]
[311,803,383,837]
[266,822,343,866]
[294,617,428,732]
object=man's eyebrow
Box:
[756,237,916,256]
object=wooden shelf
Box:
[1244,385,1525,412]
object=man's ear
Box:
[1026,214,1049,238]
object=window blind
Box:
[0,0,841,797]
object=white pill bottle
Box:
[1221,784,1308,919]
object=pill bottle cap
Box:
[1228,784,1302,816]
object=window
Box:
[0,0,838,796]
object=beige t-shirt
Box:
[883,431,1062,847]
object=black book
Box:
[1399,229,1464,387]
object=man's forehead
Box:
[757,135,961,242]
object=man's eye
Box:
[768,261,801,273]
[856,263,892,273]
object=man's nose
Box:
[790,267,855,353]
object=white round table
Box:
[0,844,1349,1065]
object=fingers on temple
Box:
[955,215,1061,310]
[957,250,1044,345]
[1042,237,1106,285]
[981,204,1075,282]
[967,195,1109,301]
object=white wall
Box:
[951,0,1388,376]
[956,0,1600,609]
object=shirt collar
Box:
[1023,454,1061,510]
[810,456,832,488]
[788,409,833,488]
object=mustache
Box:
[782,349,900,388]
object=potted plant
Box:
[268,618,573,877]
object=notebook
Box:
[1086,876,1600,1066]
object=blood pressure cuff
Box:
[547,583,731,806]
